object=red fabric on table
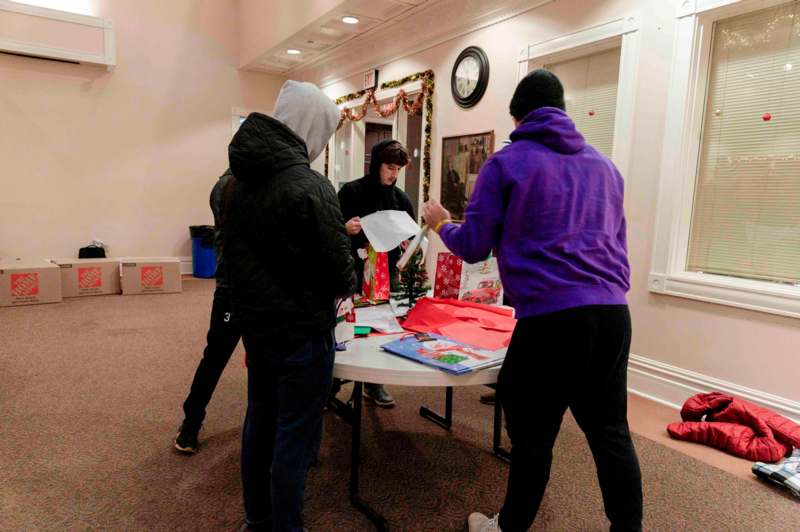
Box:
[437,321,511,351]
[401,297,516,350]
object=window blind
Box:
[544,47,621,158]
[688,1,800,284]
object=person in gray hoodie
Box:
[224,81,355,532]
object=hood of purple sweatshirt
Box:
[510,106,587,154]
[439,106,630,318]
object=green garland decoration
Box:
[326,70,435,201]
[335,89,368,106]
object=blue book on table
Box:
[380,333,505,375]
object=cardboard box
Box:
[120,258,182,295]
[0,260,62,307]
[49,258,121,298]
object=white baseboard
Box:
[628,354,800,423]
[179,256,193,275]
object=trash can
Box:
[189,225,216,278]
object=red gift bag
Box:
[433,252,463,299]
[361,245,390,301]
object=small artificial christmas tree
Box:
[395,247,430,309]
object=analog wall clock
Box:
[451,46,489,108]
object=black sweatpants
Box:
[497,305,643,532]
[182,286,242,428]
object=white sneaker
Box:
[468,512,501,532]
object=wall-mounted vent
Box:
[0,0,115,70]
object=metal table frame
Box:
[328,379,510,531]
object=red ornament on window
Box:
[588,110,596,117]
[762,112,773,121]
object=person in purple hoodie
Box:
[423,69,643,532]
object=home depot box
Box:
[49,258,121,298]
[0,260,62,307]
[120,258,182,295]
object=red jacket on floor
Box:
[667,392,800,463]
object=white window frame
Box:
[650,0,800,319]
[517,15,641,190]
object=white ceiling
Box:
[245,0,549,85]
[248,0,432,73]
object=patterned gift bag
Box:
[433,252,463,299]
[361,244,390,302]
[459,256,503,305]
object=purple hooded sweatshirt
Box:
[439,107,630,318]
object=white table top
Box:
[333,334,502,387]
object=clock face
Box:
[455,56,480,98]
[451,47,488,108]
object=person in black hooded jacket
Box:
[336,140,414,408]
[224,81,355,532]
[338,139,416,286]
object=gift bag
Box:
[335,297,356,343]
[361,244,390,302]
[459,256,503,306]
[433,252,463,299]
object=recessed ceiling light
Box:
[342,16,359,24]
[287,49,301,55]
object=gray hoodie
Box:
[273,80,340,162]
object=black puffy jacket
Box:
[209,169,233,289]
[338,139,416,287]
[224,113,356,351]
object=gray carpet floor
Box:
[1,279,796,531]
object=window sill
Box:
[648,271,800,319]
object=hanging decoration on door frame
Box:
[327,70,435,201]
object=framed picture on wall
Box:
[440,131,494,220]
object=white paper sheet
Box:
[354,303,404,333]
[360,210,421,252]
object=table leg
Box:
[331,381,389,531]
[492,387,511,463]
[419,386,453,430]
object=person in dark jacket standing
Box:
[423,70,643,532]
[224,81,355,532]
[174,169,240,454]
[337,140,414,408]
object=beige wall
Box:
[0,0,285,262]
[298,0,800,403]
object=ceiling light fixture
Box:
[287,49,301,55]
[342,16,360,24]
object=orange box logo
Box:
[141,266,164,287]
[78,267,102,289]
[11,273,39,297]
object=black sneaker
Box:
[174,422,200,454]
[363,383,396,408]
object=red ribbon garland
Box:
[337,75,430,130]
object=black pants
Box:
[241,331,335,532]
[497,305,643,532]
[182,286,241,428]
